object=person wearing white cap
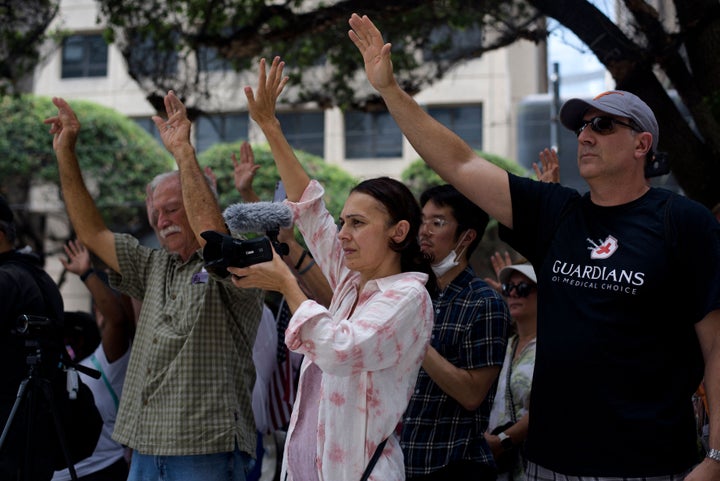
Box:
[349,13,720,481]
[485,262,537,481]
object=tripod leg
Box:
[38,379,80,481]
[0,379,29,451]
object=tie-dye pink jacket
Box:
[281,180,433,481]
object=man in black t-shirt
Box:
[349,13,720,481]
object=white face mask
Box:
[431,231,469,277]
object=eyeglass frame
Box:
[420,216,455,234]
[501,281,536,298]
[575,116,640,137]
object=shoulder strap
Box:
[360,438,387,481]
[663,191,678,248]
[90,353,120,409]
[504,337,519,424]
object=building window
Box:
[126,31,178,78]
[198,46,233,72]
[133,118,164,145]
[195,113,249,153]
[428,105,483,150]
[277,111,324,157]
[61,34,108,78]
[344,110,402,158]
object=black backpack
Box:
[1,257,103,472]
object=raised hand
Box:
[232,141,261,201]
[61,239,92,276]
[244,57,289,126]
[533,148,560,184]
[152,90,193,155]
[348,13,395,92]
[483,250,513,293]
[44,97,81,153]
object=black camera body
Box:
[15,314,63,340]
[201,230,287,277]
[13,315,71,376]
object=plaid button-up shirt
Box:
[109,234,264,456]
[401,268,510,476]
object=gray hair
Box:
[148,170,219,202]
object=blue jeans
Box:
[128,445,254,481]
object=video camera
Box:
[15,314,64,340]
[11,314,100,380]
[201,200,294,277]
[12,314,68,377]
[2,314,103,479]
[201,231,288,278]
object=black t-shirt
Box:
[501,173,720,476]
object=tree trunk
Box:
[528,0,720,208]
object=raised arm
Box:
[231,139,334,307]
[46,97,119,272]
[232,141,262,203]
[232,62,328,312]
[153,91,226,245]
[61,239,132,362]
[243,57,309,203]
[347,13,513,227]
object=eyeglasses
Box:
[575,116,639,137]
[501,282,535,298]
[420,217,453,234]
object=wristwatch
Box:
[497,431,514,451]
[708,448,720,463]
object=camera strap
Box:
[90,353,119,409]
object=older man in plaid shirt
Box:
[47,92,264,481]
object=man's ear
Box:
[458,228,477,247]
[391,220,410,244]
[635,132,653,159]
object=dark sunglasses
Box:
[575,116,639,137]
[501,281,535,298]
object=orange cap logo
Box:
[593,91,624,101]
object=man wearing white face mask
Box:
[401,184,511,481]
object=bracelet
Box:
[708,448,720,463]
[294,249,308,271]
[297,258,315,276]
[79,268,95,282]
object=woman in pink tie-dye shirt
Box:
[229,57,435,481]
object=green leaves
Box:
[401,150,525,199]
[93,0,536,110]
[0,95,174,229]
[196,140,358,220]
